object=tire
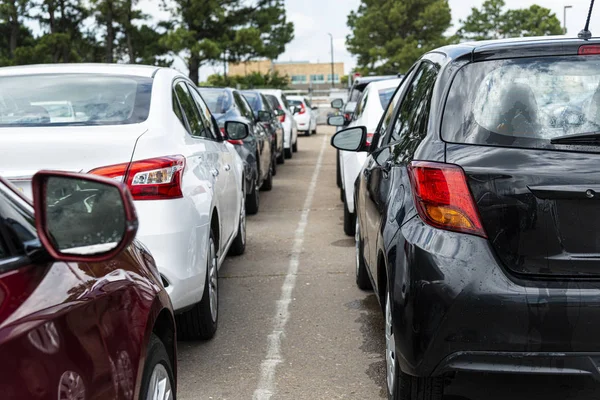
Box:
[284,147,293,159]
[292,139,298,152]
[246,178,259,215]
[139,334,175,400]
[343,195,356,236]
[277,150,285,164]
[340,188,344,203]
[272,153,277,176]
[229,198,246,256]
[386,287,444,400]
[261,163,273,191]
[355,219,372,290]
[336,150,342,188]
[305,131,311,137]
[176,230,218,340]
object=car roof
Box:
[0,63,162,78]
[433,36,600,62]
[354,75,398,85]
[287,95,305,100]
[364,78,402,91]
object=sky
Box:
[139,0,600,80]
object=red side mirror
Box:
[32,170,138,263]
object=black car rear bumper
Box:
[392,217,600,379]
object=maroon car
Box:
[0,170,176,400]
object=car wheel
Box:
[343,194,356,236]
[229,198,246,256]
[340,188,344,203]
[139,334,175,400]
[261,162,273,191]
[292,139,298,153]
[355,219,372,290]
[246,177,259,215]
[272,152,277,176]
[176,230,218,340]
[305,131,311,137]
[386,288,444,400]
[284,147,293,159]
[336,150,342,188]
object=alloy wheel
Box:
[145,364,173,400]
[208,238,218,322]
[386,292,396,396]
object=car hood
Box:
[0,124,147,197]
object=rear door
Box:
[443,55,600,278]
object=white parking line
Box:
[253,135,329,400]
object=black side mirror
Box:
[330,126,368,152]
[290,106,299,115]
[311,105,318,111]
[225,121,249,140]
[331,98,344,109]
[257,110,271,122]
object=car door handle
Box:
[224,164,231,172]
[211,168,219,177]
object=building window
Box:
[310,74,325,83]
[327,74,340,83]
[291,75,307,84]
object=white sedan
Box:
[0,63,247,340]
[331,78,401,236]
[287,95,318,135]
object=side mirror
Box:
[331,98,344,109]
[291,106,300,115]
[330,126,368,152]
[257,110,271,122]
[225,120,249,140]
[328,115,346,127]
[32,171,138,262]
[311,105,318,111]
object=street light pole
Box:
[564,5,573,34]
[328,33,334,89]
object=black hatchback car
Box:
[331,36,600,399]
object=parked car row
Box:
[329,36,600,400]
[0,63,306,399]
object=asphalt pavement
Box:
[177,126,600,400]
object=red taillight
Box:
[279,113,286,123]
[579,45,600,55]
[90,155,185,200]
[366,132,374,146]
[219,127,226,137]
[298,103,306,115]
[227,139,244,145]
[408,161,486,238]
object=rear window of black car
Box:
[0,74,152,126]
[198,89,232,114]
[442,56,600,150]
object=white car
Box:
[261,89,298,159]
[0,63,247,340]
[338,78,401,236]
[287,95,317,135]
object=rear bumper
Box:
[392,216,600,378]
[135,198,210,312]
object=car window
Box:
[187,83,218,140]
[233,91,254,120]
[377,83,407,147]
[174,82,206,137]
[266,95,280,110]
[241,92,261,112]
[0,185,36,260]
[280,94,290,109]
[198,89,232,114]
[378,87,397,109]
[354,91,369,120]
[388,62,438,161]
[304,98,312,108]
[260,94,273,113]
[172,90,188,131]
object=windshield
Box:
[442,56,600,149]
[0,74,152,126]
[378,87,396,109]
[288,99,302,106]
[241,92,261,112]
[198,89,232,114]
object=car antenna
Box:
[579,0,595,39]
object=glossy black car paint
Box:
[241,90,284,163]
[198,87,272,196]
[352,37,600,385]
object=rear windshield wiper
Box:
[551,132,600,145]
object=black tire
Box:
[272,153,277,176]
[176,230,218,340]
[292,139,298,152]
[229,200,246,256]
[340,188,344,203]
[261,163,273,191]
[139,334,176,400]
[312,127,317,135]
[336,150,342,188]
[343,195,356,236]
[355,219,372,290]
[277,143,285,164]
[284,147,293,159]
[246,178,259,215]
[305,131,311,136]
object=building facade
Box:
[228,60,345,90]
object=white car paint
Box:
[0,63,245,314]
[259,89,298,150]
[340,78,402,213]
[287,95,317,134]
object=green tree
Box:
[0,0,32,59]
[205,71,289,89]
[458,0,563,41]
[347,0,452,75]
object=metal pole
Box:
[328,33,334,89]
[564,5,573,34]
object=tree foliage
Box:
[458,0,563,41]
[346,0,452,75]
[204,71,290,89]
